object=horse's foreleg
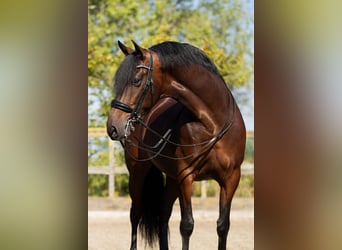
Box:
[159,177,179,250]
[128,169,148,250]
[178,177,194,250]
[217,167,241,250]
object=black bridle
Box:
[110,51,154,137]
[111,51,154,117]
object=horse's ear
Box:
[131,40,145,60]
[118,40,133,56]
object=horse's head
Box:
[107,41,159,140]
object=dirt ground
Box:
[88,197,254,250]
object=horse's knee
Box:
[180,218,194,237]
[216,218,230,237]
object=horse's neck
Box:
[165,67,230,135]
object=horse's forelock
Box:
[113,54,138,97]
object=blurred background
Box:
[1,0,341,249]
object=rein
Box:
[121,93,237,162]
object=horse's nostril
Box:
[109,125,118,139]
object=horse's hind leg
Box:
[217,167,241,250]
[178,177,194,250]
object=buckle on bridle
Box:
[124,117,134,139]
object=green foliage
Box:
[88,0,253,126]
[114,147,125,166]
[88,173,129,197]
[192,181,220,197]
[88,137,110,165]
[115,174,129,196]
[88,174,108,197]
[244,137,254,163]
[192,175,254,198]
[235,174,254,197]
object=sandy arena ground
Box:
[88,197,254,250]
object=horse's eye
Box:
[133,77,142,86]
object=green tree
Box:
[88,0,253,126]
[244,137,254,163]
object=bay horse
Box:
[107,41,246,250]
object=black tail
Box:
[139,166,164,247]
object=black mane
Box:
[113,41,222,96]
[149,41,221,76]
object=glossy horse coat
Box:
[107,41,246,250]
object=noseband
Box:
[110,51,154,137]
